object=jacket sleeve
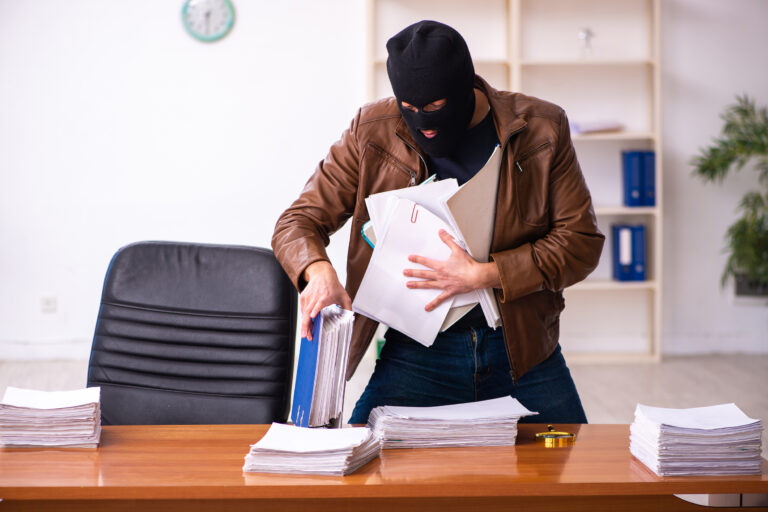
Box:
[490,110,605,302]
[271,109,362,291]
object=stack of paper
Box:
[292,305,354,427]
[630,403,763,476]
[243,423,381,475]
[0,387,101,447]
[368,396,538,448]
[353,145,503,347]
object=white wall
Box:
[0,0,364,358]
[661,0,768,354]
[0,0,765,360]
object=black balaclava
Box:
[386,20,476,158]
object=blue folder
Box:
[622,151,643,207]
[291,313,322,428]
[622,150,656,207]
[641,151,656,206]
[631,225,646,280]
[612,224,646,281]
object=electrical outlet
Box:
[41,294,57,314]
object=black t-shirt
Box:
[428,110,500,185]
[426,110,499,331]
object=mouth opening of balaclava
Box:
[386,20,476,158]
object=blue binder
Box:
[631,225,646,280]
[622,151,643,207]
[291,313,322,428]
[641,151,656,206]
[612,224,646,281]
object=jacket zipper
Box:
[495,125,528,382]
[514,140,552,174]
[394,135,427,185]
[516,140,551,161]
[369,142,419,185]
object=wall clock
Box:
[181,0,235,43]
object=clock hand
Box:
[205,10,211,35]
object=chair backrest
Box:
[87,241,296,425]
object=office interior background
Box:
[0,0,766,434]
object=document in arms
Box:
[364,178,481,331]
[353,145,503,343]
[353,199,457,345]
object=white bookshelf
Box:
[366,0,662,361]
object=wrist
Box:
[476,261,501,289]
[303,260,334,282]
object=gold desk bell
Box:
[535,425,576,448]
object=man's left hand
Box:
[404,229,500,312]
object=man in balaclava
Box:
[272,20,604,427]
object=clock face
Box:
[181,0,235,42]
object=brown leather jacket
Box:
[272,76,604,381]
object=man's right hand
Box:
[300,261,352,340]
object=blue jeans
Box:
[349,326,587,425]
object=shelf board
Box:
[377,59,653,68]
[562,352,660,364]
[572,131,656,141]
[594,206,658,216]
[520,59,654,67]
[373,58,510,66]
[566,280,658,292]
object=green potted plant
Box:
[691,95,768,297]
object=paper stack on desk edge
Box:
[0,387,101,448]
[629,403,763,476]
[353,145,503,347]
[243,422,381,476]
[368,396,538,449]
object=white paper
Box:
[384,396,536,421]
[0,387,102,447]
[253,423,371,453]
[353,199,455,346]
[243,423,381,475]
[629,403,763,476]
[635,403,760,430]
[365,178,459,239]
[368,396,538,449]
[1,387,100,409]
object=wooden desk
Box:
[0,424,766,511]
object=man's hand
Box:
[404,229,500,312]
[300,261,352,340]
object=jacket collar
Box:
[394,74,528,156]
[475,75,528,145]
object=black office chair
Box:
[86,241,296,425]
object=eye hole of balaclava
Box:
[386,20,476,158]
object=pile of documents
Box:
[353,146,503,347]
[368,396,537,448]
[243,423,381,476]
[0,387,102,447]
[292,305,355,427]
[630,403,763,476]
